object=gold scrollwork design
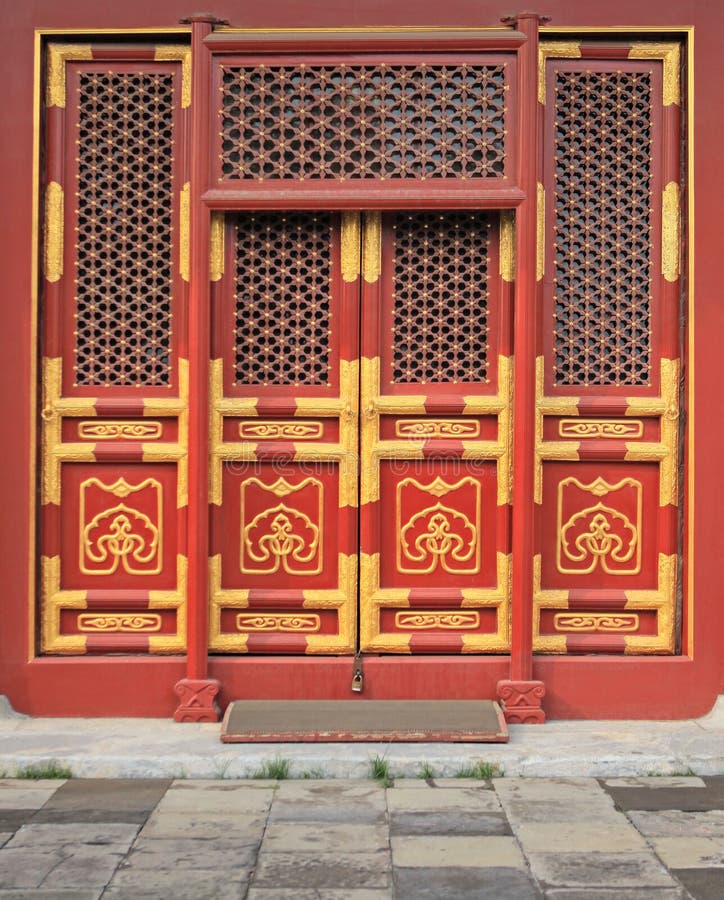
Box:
[236,613,321,633]
[77,613,162,633]
[395,611,480,631]
[239,421,323,440]
[80,477,163,576]
[397,476,480,575]
[241,477,323,576]
[395,419,480,439]
[78,421,163,441]
[557,477,642,576]
[559,419,644,440]
[553,613,639,633]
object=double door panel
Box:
[209,210,512,654]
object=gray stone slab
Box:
[0,813,34,832]
[526,851,676,889]
[391,835,525,869]
[387,787,502,813]
[602,779,724,812]
[496,778,604,802]
[649,836,724,868]
[603,777,706,789]
[247,891,392,899]
[0,892,101,899]
[30,808,149,825]
[0,835,10,849]
[389,810,511,837]
[156,781,273,814]
[0,782,65,810]
[120,838,257,871]
[104,867,247,900]
[393,866,540,899]
[543,891,686,899]
[6,822,139,849]
[261,822,388,853]
[0,849,66,889]
[432,779,495,789]
[670,867,724,900]
[514,822,646,853]
[251,852,391,889]
[139,810,266,841]
[501,800,623,825]
[39,846,126,889]
[267,801,386,825]
[626,809,724,837]
[267,783,386,825]
[39,779,170,813]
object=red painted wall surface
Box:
[0,0,722,718]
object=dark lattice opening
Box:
[74,71,175,387]
[233,212,332,386]
[391,211,490,384]
[220,63,507,181]
[552,69,652,387]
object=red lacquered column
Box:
[497,11,548,724]
[173,13,226,722]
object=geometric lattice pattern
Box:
[234,213,331,386]
[391,212,490,384]
[220,64,507,181]
[553,70,652,386]
[74,72,175,387]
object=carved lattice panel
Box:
[218,62,508,182]
[74,71,175,388]
[552,69,652,387]
[233,212,332,387]
[391,212,490,384]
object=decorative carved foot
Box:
[173,678,221,723]
[497,679,546,724]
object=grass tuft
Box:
[454,760,503,780]
[300,766,326,780]
[368,754,392,787]
[252,756,292,780]
[15,760,73,780]
[418,761,436,780]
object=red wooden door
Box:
[359,211,512,653]
[208,211,360,654]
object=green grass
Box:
[368,754,393,786]
[14,760,73,780]
[300,766,326,779]
[251,756,292,780]
[454,760,503,780]
[417,761,437,780]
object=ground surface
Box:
[0,776,722,898]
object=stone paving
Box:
[0,776,722,898]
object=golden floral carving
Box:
[395,611,480,630]
[77,613,162,633]
[78,421,162,441]
[396,419,480,439]
[236,613,320,633]
[239,421,323,440]
[559,419,644,439]
[553,612,639,633]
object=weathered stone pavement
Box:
[0,776,722,898]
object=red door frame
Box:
[0,1,720,722]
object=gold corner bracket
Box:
[46,44,93,108]
[155,45,192,108]
[538,42,581,105]
[629,43,681,106]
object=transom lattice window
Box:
[552,69,653,387]
[233,212,332,386]
[74,71,175,387]
[391,211,490,384]
[219,63,507,181]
